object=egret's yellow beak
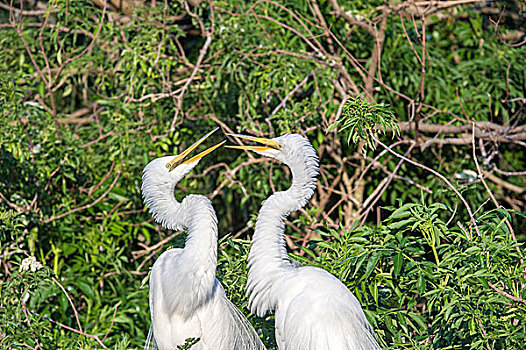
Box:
[166,128,225,171]
[225,133,282,151]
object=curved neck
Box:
[142,168,218,278]
[247,148,318,315]
[250,159,316,268]
[180,195,218,271]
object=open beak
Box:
[166,128,224,171]
[225,133,282,151]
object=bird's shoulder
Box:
[274,266,380,350]
[268,266,351,307]
[291,266,350,292]
[154,247,184,262]
[150,248,184,271]
[276,287,379,350]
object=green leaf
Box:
[393,252,403,278]
[364,252,381,280]
[407,312,427,331]
[388,218,415,229]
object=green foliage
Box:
[328,94,400,156]
[217,237,276,347]
[0,209,23,242]
[0,0,524,349]
[385,198,449,265]
[178,337,201,349]
[0,211,130,349]
[307,206,526,349]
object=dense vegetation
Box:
[1,0,525,349]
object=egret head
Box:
[226,133,315,166]
[226,132,319,212]
[144,128,225,179]
[142,128,222,200]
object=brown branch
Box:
[208,158,269,199]
[492,168,526,177]
[489,15,526,48]
[10,23,48,86]
[374,137,481,238]
[56,104,103,124]
[488,281,526,306]
[163,29,213,137]
[124,77,198,104]
[375,0,489,16]
[328,0,374,35]
[23,307,108,348]
[486,173,526,195]
[52,1,108,86]
[252,14,321,54]
[132,231,182,260]
[364,8,388,101]
[250,0,328,55]
[0,2,54,16]
[22,306,43,350]
[80,124,148,149]
[471,123,522,263]
[271,70,314,116]
[419,133,526,149]
[397,121,526,134]
[82,161,116,198]
[101,304,119,342]
[43,170,121,223]
[0,190,28,213]
[52,277,83,333]
[359,143,416,225]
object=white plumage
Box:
[230,133,381,350]
[142,148,265,350]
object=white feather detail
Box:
[142,155,265,350]
[247,134,319,316]
[246,134,381,349]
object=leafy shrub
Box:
[301,204,526,349]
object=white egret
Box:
[142,128,266,350]
[227,133,381,350]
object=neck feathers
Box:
[247,138,319,316]
[142,159,219,315]
[181,194,218,270]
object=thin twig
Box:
[374,137,481,237]
[488,282,526,305]
[52,277,83,333]
[43,170,121,223]
[101,304,119,342]
[23,307,108,348]
[471,123,523,262]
